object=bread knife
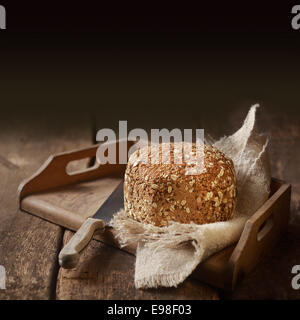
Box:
[58,181,124,269]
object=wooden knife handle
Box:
[58,218,105,269]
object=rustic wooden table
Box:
[0,105,299,300]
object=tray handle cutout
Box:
[257,215,274,242]
[19,139,135,200]
[66,156,97,176]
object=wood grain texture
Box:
[59,218,105,269]
[56,231,218,300]
[21,177,123,231]
[2,105,299,300]
[55,107,297,299]
[220,107,300,299]
[52,178,220,299]
[0,113,92,299]
[19,146,290,291]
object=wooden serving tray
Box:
[18,140,291,291]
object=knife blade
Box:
[58,180,124,269]
[93,180,124,224]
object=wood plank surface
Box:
[221,107,300,299]
[55,152,219,299]
[0,112,92,299]
[1,105,299,300]
[53,101,219,300]
[20,159,290,293]
[0,112,219,300]
[56,232,218,300]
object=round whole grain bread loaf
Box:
[124,142,237,227]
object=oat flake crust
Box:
[124,143,237,227]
